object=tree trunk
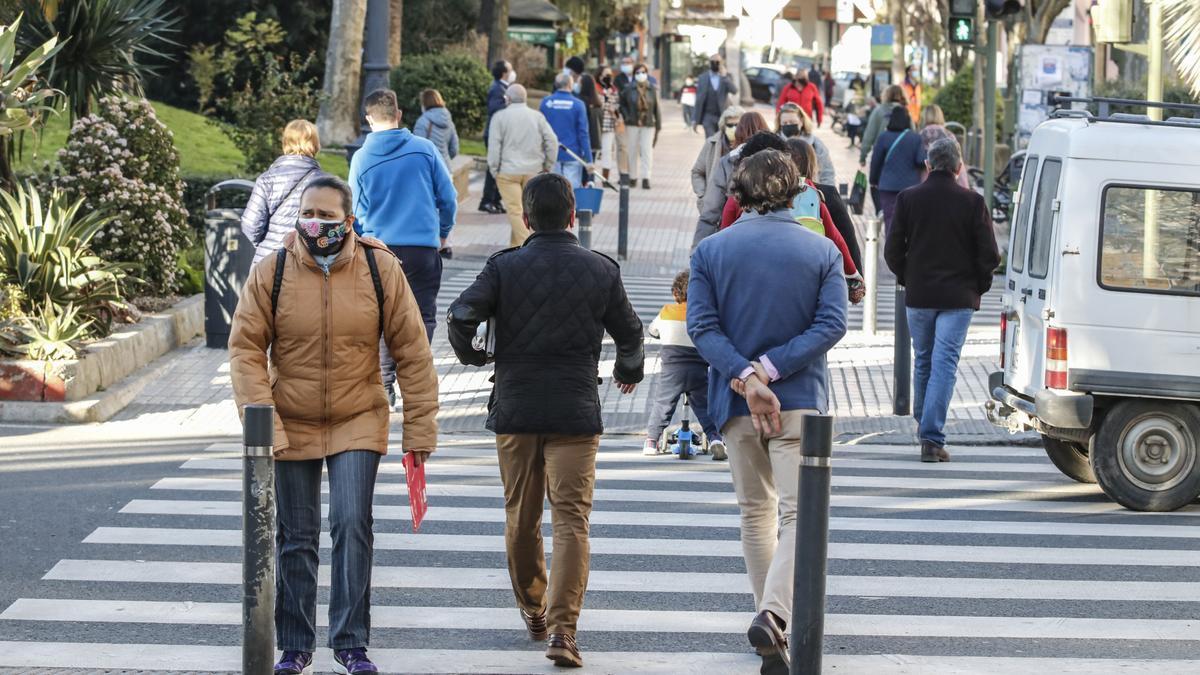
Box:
[891,1,908,82]
[318,0,368,146]
[478,0,495,36]
[389,0,403,67]
[486,0,509,68]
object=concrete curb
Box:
[0,295,203,424]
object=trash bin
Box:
[204,179,256,349]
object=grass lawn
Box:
[13,101,354,180]
[13,100,474,181]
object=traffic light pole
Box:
[982,19,998,212]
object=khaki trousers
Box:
[496,433,600,636]
[496,173,534,247]
[722,409,817,625]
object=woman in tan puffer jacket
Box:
[229,175,438,672]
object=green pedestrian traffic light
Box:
[949,16,975,45]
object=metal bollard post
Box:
[862,216,880,335]
[243,404,276,675]
[576,209,593,250]
[893,287,912,416]
[618,172,630,260]
[790,414,834,675]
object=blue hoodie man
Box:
[539,72,592,187]
[349,88,457,405]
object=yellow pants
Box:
[496,173,534,247]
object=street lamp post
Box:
[346,0,392,162]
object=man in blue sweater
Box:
[688,149,847,675]
[539,72,593,188]
[349,88,457,405]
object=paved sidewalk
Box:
[53,104,1032,447]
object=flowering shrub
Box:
[53,97,189,296]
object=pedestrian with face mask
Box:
[596,66,623,181]
[618,63,661,189]
[230,176,440,675]
[776,102,835,185]
[348,88,457,407]
[690,105,744,212]
[693,54,738,138]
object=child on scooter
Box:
[643,271,726,460]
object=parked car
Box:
[743,63,787,104]
[987,104,1200,512]
[828,70,866,109]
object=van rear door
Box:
[1008,157,1064,396]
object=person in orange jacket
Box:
[902,65,923,125]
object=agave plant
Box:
[17,0,179,120]
[1162,0,1200,98]
[0,13,63,189]
[0,181,130,336]
[1,299,90,359]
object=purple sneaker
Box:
[334,648,379,674]
[274,651,313,675]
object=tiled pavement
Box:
[109,102,1031,446]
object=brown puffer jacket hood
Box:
[229,230,439,460]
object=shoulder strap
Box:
[884,129,910,165]
[271,248,287,323]
[267,167,317,228]
[362,245,386,337]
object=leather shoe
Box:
[546,633,583,668]
[521,608,548,641]
[747,610,790,675]
[920,440,951,462]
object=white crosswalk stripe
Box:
[2,437,1199,672]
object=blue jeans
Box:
[275,450,381,651]
[553,160,584,188]
[906,308,974,447]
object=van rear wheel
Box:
[1041,435,1095,483]
[1090,401,1200,512]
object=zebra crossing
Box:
[2,437,1199,673]
[438,268,1006,333]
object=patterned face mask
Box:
[296,217,349,256]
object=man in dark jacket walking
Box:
[448,174,644,669]
[885,137,1000,462]
[481,60,514,214]
[693,54,738,138]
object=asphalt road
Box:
[1,427,1199,674]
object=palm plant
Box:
[17,0,179,120]
[0,181,129,338]
[1,299,90,359]
[1162,0,1200,98]
[0,13,62,190]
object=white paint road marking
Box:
[151,474,1100,497]
[0,642,1195,674]
[4,601,1198,640]
[80,527,1200,566]
[182,456,1063,475]
[120,499,1200,538]
[43,559,1200,602]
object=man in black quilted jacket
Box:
[447,173,644,668]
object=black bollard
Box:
[893,286,912,416]
[577,209,593,250]
[243,404,276,675]
[790,414,833,675]
[618,172,630,260]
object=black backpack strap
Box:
[362,245,386,337]
[271,248,287,323]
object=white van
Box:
[987,103,1200,512]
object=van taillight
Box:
[1000,313,1007,368]
[1045,327,1068,389]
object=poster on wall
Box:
[1015,45,1092,150]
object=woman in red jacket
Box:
[775,72,824,126]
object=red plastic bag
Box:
[403,452,428,532]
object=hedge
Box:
[391,54,492,137]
